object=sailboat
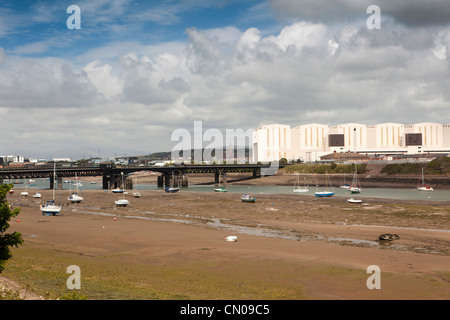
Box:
[40,163,62,215]
[68,173,84,203]
[20,178,28,196]
[417,167,433,191]
[293,174,308,193]
[133,175,141,198]
[348,165,361,194]
[214,172,227,192]
[115,172,129,206]
[314,171,335,197]
[340,173,350,189]
[164,171,180,193]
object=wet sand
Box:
[3,183,450,300]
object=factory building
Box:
[252,122,450,163]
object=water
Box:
[8,178,450,202]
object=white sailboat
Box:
[115,172,129,206]
[293,174,308,193]
[133,175,141,198]
[40,163,62,215]
[340,173,350,189]
[314,171,335,197]
[417,167,433,191]
[20,178,28,197]
[68,172,84,203]
[348,165,361,194]
[214,172,227,192]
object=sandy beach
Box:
[2,179,450,300]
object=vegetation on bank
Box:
[282,163,367,175]
[0,184,23,274]
[381,156,450,175]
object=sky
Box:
[0,0,450,160]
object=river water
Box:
[10,178,450,202]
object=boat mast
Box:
[53,162,56,201]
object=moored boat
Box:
[417,168,433,191]
[40,163,61,215]
[241,194,256,202]
[314,171,335,197]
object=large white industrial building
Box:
[252,122,450,162]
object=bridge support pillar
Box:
[215,171,227,186]
[102,174,109,189]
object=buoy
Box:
[17,219,20,223]
[113,217,117,221]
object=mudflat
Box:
[3,187,450,300]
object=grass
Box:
[381,156,450,175]
[283,163,367,175]
[3,244,309,300]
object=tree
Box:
[0,184,23,274]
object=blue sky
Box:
[0,1,450,160]
[2,0,277,59]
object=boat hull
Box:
[164,187,179,193]
[115,199,129,206]
[314,191,335,197]
[40,205,61,215]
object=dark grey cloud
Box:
[269,0,450,27]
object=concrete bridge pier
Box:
[157,173,188,188]
[214,171,227,187]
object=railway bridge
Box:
[0,163,284,189]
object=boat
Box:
[133,176,141,198]
[348,165,362,194]
[293,174,308,193]
[32,192,41,198]
[68,193,83,203]
[9,189,14,194]
[164,171,180,193]
[340,173,350,189]
[347,198,362,204]
[112,188,124,193]
[214,173,227,192]
[241,194,256,202]
[114,198,129,206]
[314,171,335,197]
[114,172,129,206]
[40,163,61,215]
[214,186,227,192]
[68,173,83,203]
[164,187,179,193]
[20,178,28,196]
[417,168,433,191]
